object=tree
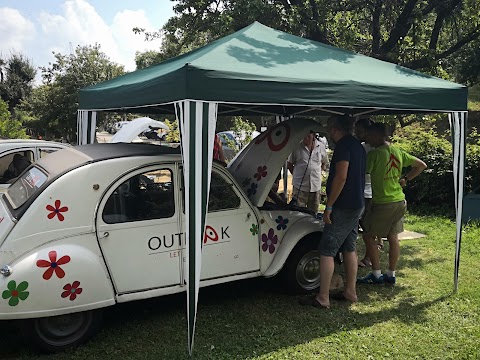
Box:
[24,44,125,141]
[0,99,27,139]
[0,53,36,114]
[136,0,480,82]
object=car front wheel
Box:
[285,241,321,294]
[27,310,103,353]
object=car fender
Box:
[263,217,323,277]
[0,237,115,320]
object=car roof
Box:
[0,139,67,147]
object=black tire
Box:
[26,309,103,353]
[284,238,321,294]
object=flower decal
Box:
[250,224,258,236]
[247,183,258,196]
[61,281,83,301]
[261,228,278,254]
[254,166,268,181]
[36,250,71,280]
[242,177,252,188]
[46,200,69,221]
[2,280,29,306]
[275,215,289,230]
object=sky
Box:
[0,0,175,78]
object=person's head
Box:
[354,118,372,142]
[367,122,388,147]
[327,115,353,143]
[302,131,315,146]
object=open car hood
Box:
[110,117,168,143]
[228,118,326,206]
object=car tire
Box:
[284,237,321,294]
[25,309,103,353]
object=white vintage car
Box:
[0,120,325,352]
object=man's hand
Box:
[399,177,407,188]
[323,209,332,224]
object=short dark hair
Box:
[327,115,354,134]
[355,118,372,130]
[367,122,387,137]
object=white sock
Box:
[387,270,395,278]
[373,270,382,278]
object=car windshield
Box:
[6,166,48,209]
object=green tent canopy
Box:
[78,22,468,356]
[79,22,466,115]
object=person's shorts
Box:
[363,200,406,237]
[319,207,364,257]
[293,187,320,213]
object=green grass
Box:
[1,214,480,359]
[468,85,480,111]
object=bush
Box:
[392,123,480,207]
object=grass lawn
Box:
[1,213,479,359]
[468,85,480,111]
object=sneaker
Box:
[357,273,385,285]
[383,274,396,286]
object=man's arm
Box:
[323,160,348,224]
[399,158,427,187]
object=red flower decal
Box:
[61,281,83,301]
[254,166,268,181]
[46,200,69,221]
[36,250,71,280]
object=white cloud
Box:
[35,0,162,71]
[0,7,36,57]
[111,9,163,70]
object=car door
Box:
[186,168,260,280]
[96,164,182,294]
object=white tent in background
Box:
[110,117,169,143]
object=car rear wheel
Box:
[27,310,103,353]
[285,240,321,294]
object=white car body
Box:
[0,119,325,351]
[0,139,69,183]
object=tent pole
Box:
[452,111,467,292]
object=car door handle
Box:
[99,232,109,239]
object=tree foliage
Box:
[0,99,27,139]
[22,44,125,141]
[0,53,36,114]
[136,0,480,82]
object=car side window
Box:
[208,171,241,212]
[0,150,34,182]
[103,169,175,224]
[39,148,58,158]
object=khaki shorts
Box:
[293,187,320,213]
[363,200,406,237]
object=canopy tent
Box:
[78,22,468,355]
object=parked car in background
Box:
[0,119,325,352]
[0,140,69,183]
[217,130,261,161]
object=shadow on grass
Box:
[0,275,453,360]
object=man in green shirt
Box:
[358,123,427,285]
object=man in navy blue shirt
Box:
[300,115,366,308]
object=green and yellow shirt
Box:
[367,144,416,204]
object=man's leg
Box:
[342,250,358,302]
[364,234,380,270]
[387,233,400,271]
[316,255,334,307]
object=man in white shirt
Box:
[288,131,328,213]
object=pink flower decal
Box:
[46,200,69,221]
[261,228,278,254]
[61,281,83,301]
[254,166,268,181]
[36,250,71,280]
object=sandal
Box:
[358,258,372,268]
[298,295,330,309]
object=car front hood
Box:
[228,118,326,206]
[110,117,168,143]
